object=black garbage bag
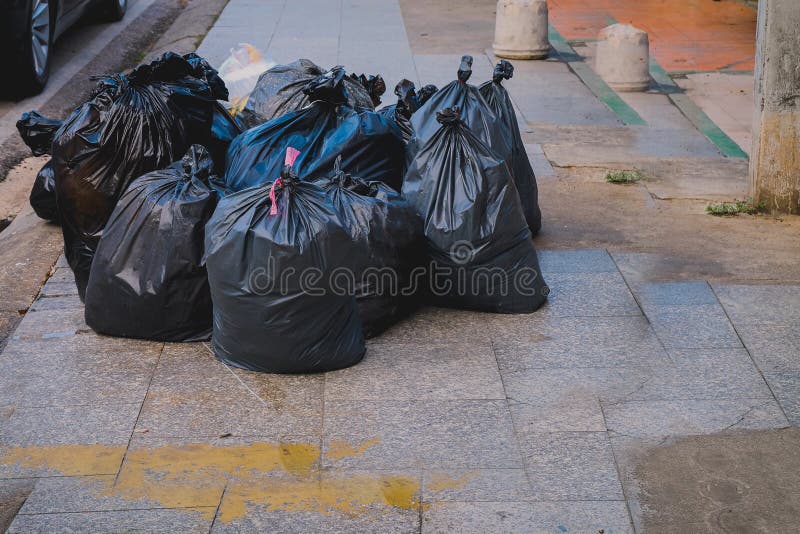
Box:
[318,157,423,338]
[350,73,386,106]
[237,59,376,129]
[208,101,242,170]
[29,161,59,223]
[479,60,541,234]
[84,145,219,342]
[417,84,438,106]
[16,111,63,222]
[205,155,365,373]
[16,110,62,156]
[378,79,420,144]
[402,107,548,313]
[408,55,512,164]
[224,67,404,192]
[51,51,229,300]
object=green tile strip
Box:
[548,25,647,126]
[649,58,748,158]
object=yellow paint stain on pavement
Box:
[218,473,421,522]
[426,471,478,492]
[0,444,125,476]
[326,437,382,460]
[0,437,465,523]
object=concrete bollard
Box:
[493,0,549,60]
[594,23,650,92]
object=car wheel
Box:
[102,0,127,22]
[13,0,52,96]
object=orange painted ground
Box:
[549,0,757,72]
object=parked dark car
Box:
[1,0,127,96]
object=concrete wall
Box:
[749,0,800,213]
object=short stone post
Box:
[493,0,549,60]
[750,0,800,213]
[594,24,650,92]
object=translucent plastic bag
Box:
[217,43,276,115]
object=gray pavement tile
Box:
[8,307,87,341]
[502,367,652,434]
[0,403,140,447]
[55,255,69,268]
[8,508,213,533]
[422,500,633,534]
[38,268,79,298]
[491,316,668,372]
[28,294,83,312]
[630,281,718,306]
[422,468,532,502]
[604,398,789,439]
[322,400,522,470]
[646,305,743,349]
[763,372,800,426]
[735,322,800,374]
[529,154,556,178]
[212,2,283,28]
[137,377,322,442]
[610,251,729,283]
[197,28,272,66]
[155,343,325,410]
[371,307,506,346]
[0,339,158,407]
[537,249,618,273]
[136,343,322,440]
[324,342,504,401]
[713,284,800,326]
[0,403,139,478]
[539,272,641,318]
[623,349,774,401]
[18,475,144,514]
[519,432,624,500]
[213,505,419,534]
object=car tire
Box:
[102,0,127,22]
[12,0,53,97]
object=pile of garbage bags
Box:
[18,50,547,374]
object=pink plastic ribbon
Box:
[285,146,300,166]
[269,177,283,216]
[269,148,301,216]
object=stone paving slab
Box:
[713,284,800,326]
[733,322,800,374]
[519,431,624,500]
[324,342,505,401]
[421,468,532,502]
[491,315,668,372]
[0,337,160,407]
[422,500,633,534]
[645,306,743,349]
[605,398,788,439]
[322,400,522,470]
[540,271,642,318]
[135,344,322,441]
[761,372,800,426]
[1,246,797,530]
[213,504,420,534]
[8,508,213,534]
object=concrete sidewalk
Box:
[1,0,799,532]
[1,250,797,532]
